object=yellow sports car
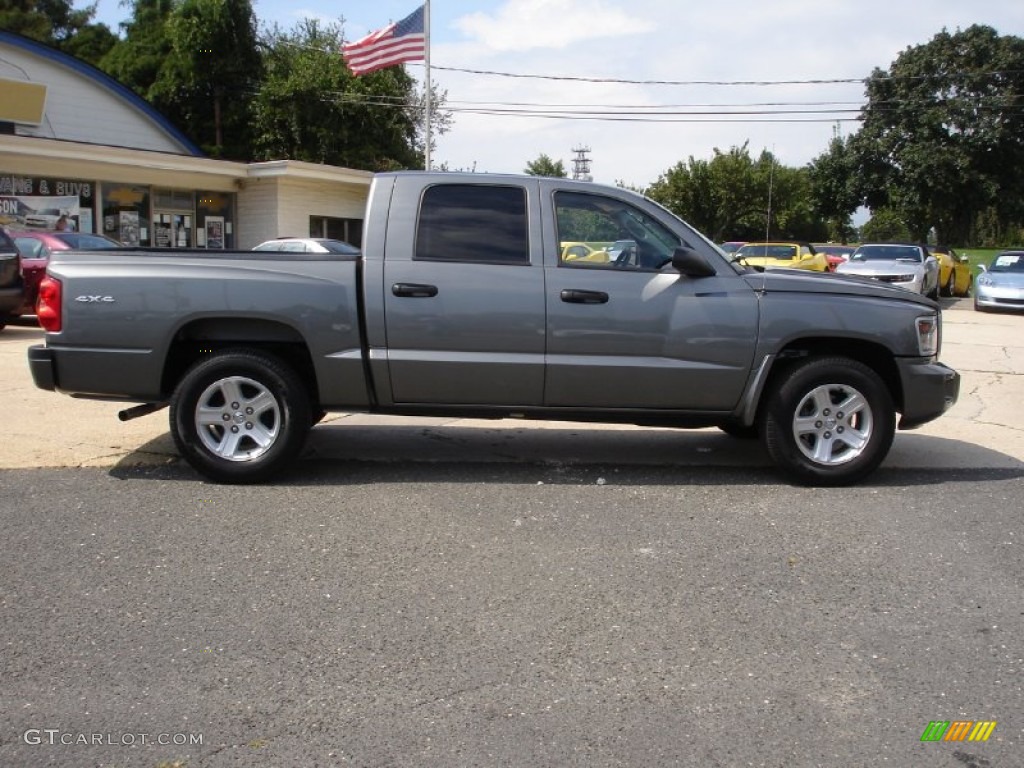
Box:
[928,245,972,297]
[560,242,610,264]
[732,242,829,272]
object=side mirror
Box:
[672,247,717,277]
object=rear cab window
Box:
[415,184,529,265]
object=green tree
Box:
[524,153,566,177]
[647,144,823,242]
[158,0,262,158]
[859,208,911,242]
[251,20,423,170]
[1,0,116,66]
[852,25,1024,245]
[100,0,177,110]
[807,128,859,242]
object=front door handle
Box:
[560,289,609,304]
[392,283,439,298]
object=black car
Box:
[0,226,25,331]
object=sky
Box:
[88,0,1024,190]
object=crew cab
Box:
[28,173,960,485]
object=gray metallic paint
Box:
[31,172,957,434]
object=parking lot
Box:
[2,302,1023,767]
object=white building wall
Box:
[236,177,282,249]
[0,42,189,153]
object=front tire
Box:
[170,349,311,483]
[761,357,895,486]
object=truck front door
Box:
[543,189,759,411]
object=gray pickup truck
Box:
[28,172,959,485]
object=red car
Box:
[813,243,856,272]
[10,231,121,315]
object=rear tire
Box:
[761,357,895,486]
[169,349,311,483]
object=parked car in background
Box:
[974,250,1024,312]
[813,243,855,272]
[719,241,745,255]
[927,245,972,297]
[731,241,828,272]
[10,231,122,316]
[560,241,610,264]
[253,237,359,254]
[0,227,24,330]
[836,243,940,299]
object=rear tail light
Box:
[36,275,63,332]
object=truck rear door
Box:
[379,178,546,406]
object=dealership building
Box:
[0,29,372,249]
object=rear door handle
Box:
[392,283,438,298]
[560,289,609,304]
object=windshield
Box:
[321,240,360,254]
[736,244,797,260]
[851,245,923,262]
[989,252,1024,273]
[54,234,120,249]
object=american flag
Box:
[342,5,425,76]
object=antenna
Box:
[765,147,775,242]
[571,145,592,181]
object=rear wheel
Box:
[169,349,311,483]
[761,357,895,486]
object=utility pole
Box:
[571,145,592,181]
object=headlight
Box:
[894,274,915,282]
[916,314,939,357]
[977,275,994,286]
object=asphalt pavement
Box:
[2,302,1023,768]
[3,297,1023,475]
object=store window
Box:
[102,183,150,246]
[1,173,95,233]
[309,216,362,248]
[197,191,235,249]
[153,188,194,248]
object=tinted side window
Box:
[415,185,529,264]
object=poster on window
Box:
[205,216,225,249]
[0,195,80,230]
[119,211,140,246]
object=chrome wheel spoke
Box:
[195,375,281,462]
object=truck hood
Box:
[745,268,937,308]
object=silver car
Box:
[835,243,940,299]
[975,250,1024,312]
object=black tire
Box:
[760,357,895,486]
[169,349,311,483]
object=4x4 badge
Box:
[74,295,116,303]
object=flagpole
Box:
[424,0,432,170]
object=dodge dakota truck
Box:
[28,172,960,485]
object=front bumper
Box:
[975,285,1024,311]
[897,358,960,429]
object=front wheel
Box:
[761,357,895,486]
[169,349,311,483]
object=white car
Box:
[975,250,1024,312]
[835,243,939,299]
[24,207,69,230]
[253,237,359,254]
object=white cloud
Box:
[453,0,654,52]
[428,0,1024,188]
